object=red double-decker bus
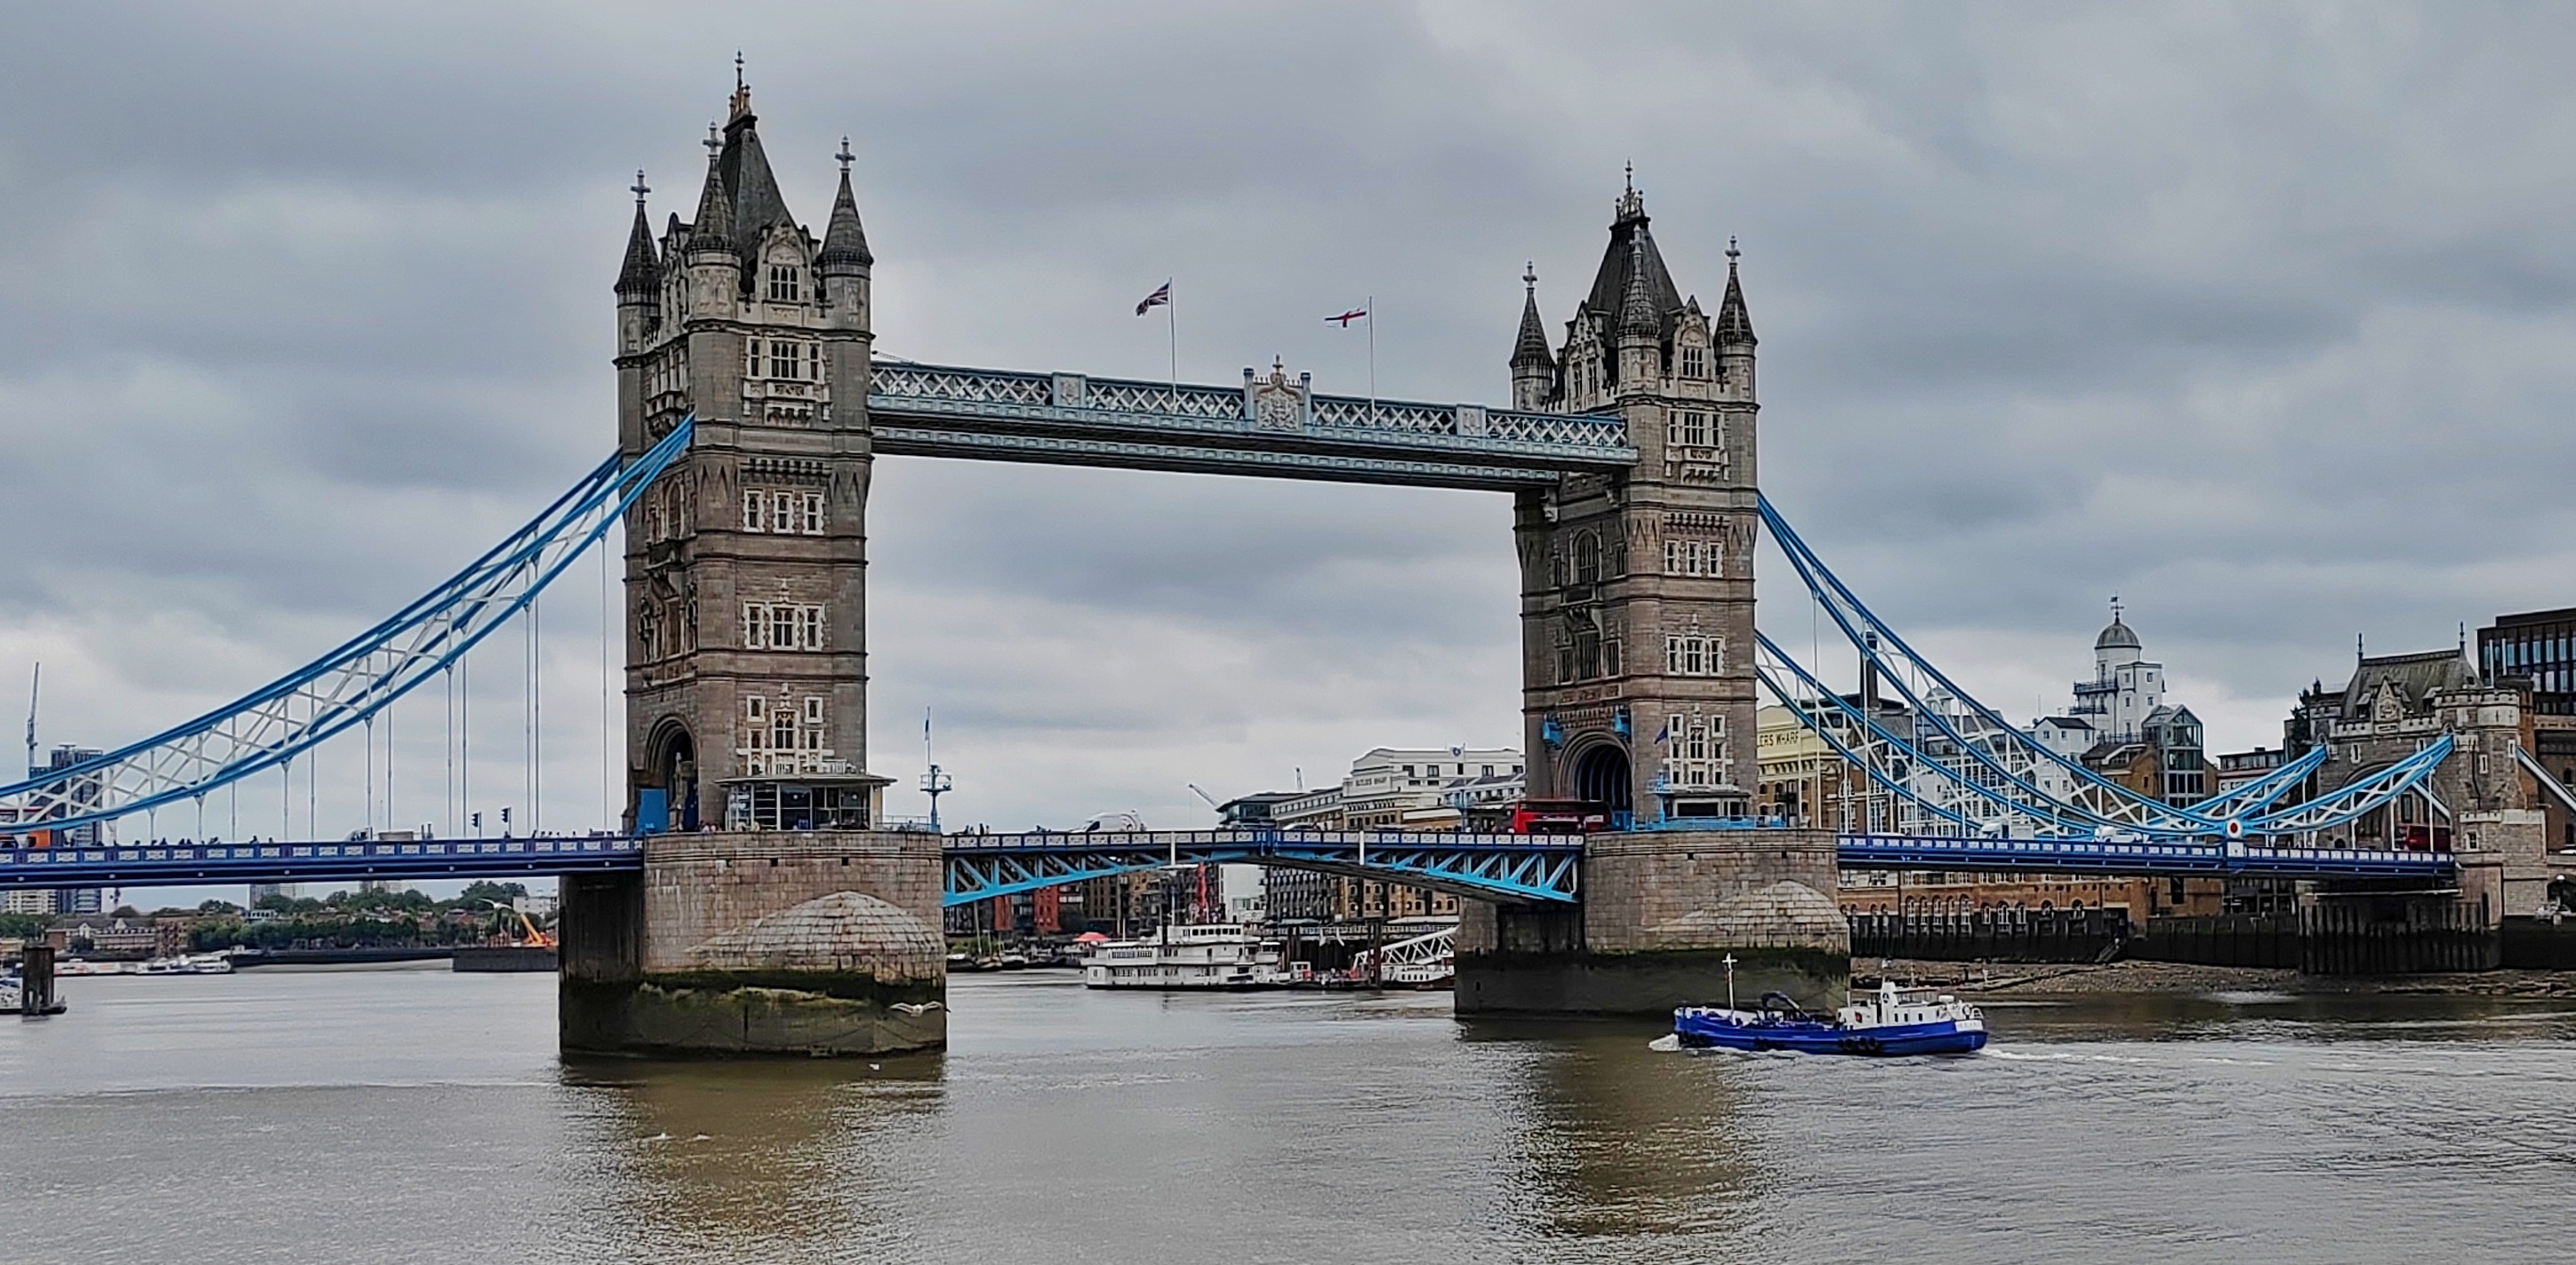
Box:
[2398,824,2453,853]
[1508,799,1612,835]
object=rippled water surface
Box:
[4,967,2572,1263]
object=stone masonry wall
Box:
[640,829,943,973]
[1578,828,1844,954]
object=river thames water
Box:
[3,967,2572,1263]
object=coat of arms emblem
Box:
[1247,357,1306,432]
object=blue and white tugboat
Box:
[1670,957,1987,1056]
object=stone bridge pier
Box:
[1456,828,1850,1014]
[560,831,946,1056]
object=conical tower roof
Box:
[1582,180,1685,344]
[818,161,872,269]
[1510,266,1552,369]
[715,107,798,257]
[1715,246,1755,347]
[686,143,737,258]
[1617,235,1662,340]
[615,186,660,297]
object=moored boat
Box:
[1673,980,1988,1056]
[1082,923,1290,989]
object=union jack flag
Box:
[1135,282,1171,316]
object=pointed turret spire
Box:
[687,129,738,259]
[818,137,873,270]
[1511,262,1552,369]
[616,170,660,297]
[1715,236,1754,347]
[1617,235,1660,340]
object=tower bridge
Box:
[0,82,2547,1054]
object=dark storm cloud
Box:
[3,2,2572,839]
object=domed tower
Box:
[1513,172,1758,824]
[2095,606,2144,676]
[2073,601,2162,741]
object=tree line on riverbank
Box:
[0,881,550,954]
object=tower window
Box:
[1680,345,1706,379]
[1665,634,1723,677]
[742,603,827,651]
[1668,411,1713,448]
[1666,713,1730,788]
[768,340,805,380]
[768,265,802,303]
[801,492,825,533]
[1664,539,1719,577]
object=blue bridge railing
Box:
[0,836,647,889]
[0,828,2456,894]
[1834,833,2457,878]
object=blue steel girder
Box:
[868,363,1635,491]
[0,837,646,889]
[1835,833,2458,879]
[941,830,1582,906]
[0,418,696,836]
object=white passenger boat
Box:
[1082,923,1289,989]
[139,953,235,975]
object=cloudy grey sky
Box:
[4,3,2573,885]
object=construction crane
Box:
[494,903,556,949]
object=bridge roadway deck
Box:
[0,830,2456,893]
[867,362,1637,490]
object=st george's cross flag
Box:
[1326,305,1368,326]
[1136,282,1172,316]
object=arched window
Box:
[1574,532,1601,585]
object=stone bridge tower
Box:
[614,81,888,834]
[1458,180,1844,1018]
[1512,178,1761,825]
[568,83,940,1060]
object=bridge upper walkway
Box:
[0,828,2454,899]
[867,361,1635,490]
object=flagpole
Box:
[1166,276,1177,412]
[1366,293,1376,424]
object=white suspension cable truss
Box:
[0,417,696,835]
[1360,925,1456,986]
[2515,743,2576,816]
[2187,744,2328,819]
[2240,736,2452,835]
[1757,495,2460,843]
[1759,496,2220,833]
[1754,634,2084,837]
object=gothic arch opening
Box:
[1573,742,1632,814]
[644,721,699,833]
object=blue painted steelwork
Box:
[1834,833,2455,878]
[868,362,1633,490]
[0,836,646,889]
[0,419,696,836]
[2190,744,2328,819]
[1756,493,2460,842]
[941,830,1584,906]
[0,822,2457,893]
